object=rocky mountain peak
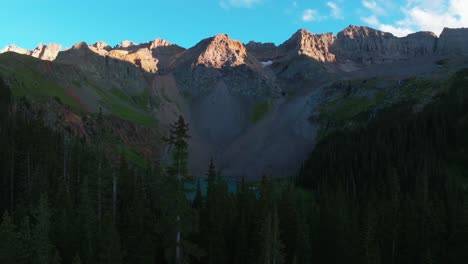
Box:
[30,43,62,61]
[281,29,336,62]
[293,29,313,38]
[0,43,61,61]
[149,38,173,49]
[407,31,437,38]
[88,41,112,56]
[92,41,112,51]
[245,41,279,61]
[437,27,468,55]
[118,40,136,49]
[245,41,277,48]
[72,41,90,50]
[194,33,251,68]
[339,25,394,39]
[0,44,29,55]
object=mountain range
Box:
[1,25,468,178]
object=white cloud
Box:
[220,0,261,9]
[362,0,386,16]
[400,0,468,35]
[327,2,344,19]
[302,9,319,21]
[361,0,468,37]
[361,15,380,27]
[379,24,414,37]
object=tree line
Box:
[1,69,468,264]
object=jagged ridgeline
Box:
[1,25,468,264]
[1,25,468,178]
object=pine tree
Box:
[259,207,284,264]
[362,203,380,264]
[72,253,81,264]
[0,211,20,263]
[204,159,228,264]
[78,171,96,264]
[234,177,252,264]
[193,180,203,210]
[0,76,11,123]
[99,215,123,264]
[32,195,60,264]
[164,115,199,264]
[17,215,32,264]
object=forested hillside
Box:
[299,69,468,263]
[1,67,468,264]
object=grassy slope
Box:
[250,99,272,123]
[0,52,159,167]
[0,52,158,127]
[88,81,158,127]
[0,53,80,109]
[316,75,450,141]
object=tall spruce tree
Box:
[0,211,20,263]
[164,115,199,264]
[203,159,228,264]
[32,195,60,264]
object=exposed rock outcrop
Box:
[30,43,62,60]
[91,41,112,53]
[117,40,137,49]
[280,29,336,62]
[174,33,276,96]
[401,31,437,56]
[2,25,468,180]
[244,26,465,66]
[89,38,184,73]
[437,27,468,55]
[0,43,61,61]
[333,25,402,63]
[149,38,172,49]
[3,25,467,70]
[0,44,29,55]
[333,26,438,63]
[193,34,254,68]
[245,41,280,61]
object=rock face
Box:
[245,41,280,61]
[333,26,438,63]
[174,33,275,96]
[193,34,254,68]
[71,38,184,73]
[401,31,437,56]
[149,38,172,49]
[333,25,399,63]
[91,41,112,52]
[281,29,336,62]
[0,43,61,60]
[2,25,468,180]
[0,44,30,55]
[117,40,137,49]
[244,25,461,66]
[103,38,184,73]
[3,25,467,68]
[437,27,468,55]
[30,43,62,60]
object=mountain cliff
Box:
[1,25,468,178]
[0,43,61,60]
[437,27,468,55]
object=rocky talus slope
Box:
[1,25,468,178]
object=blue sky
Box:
[1,0,467,50]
